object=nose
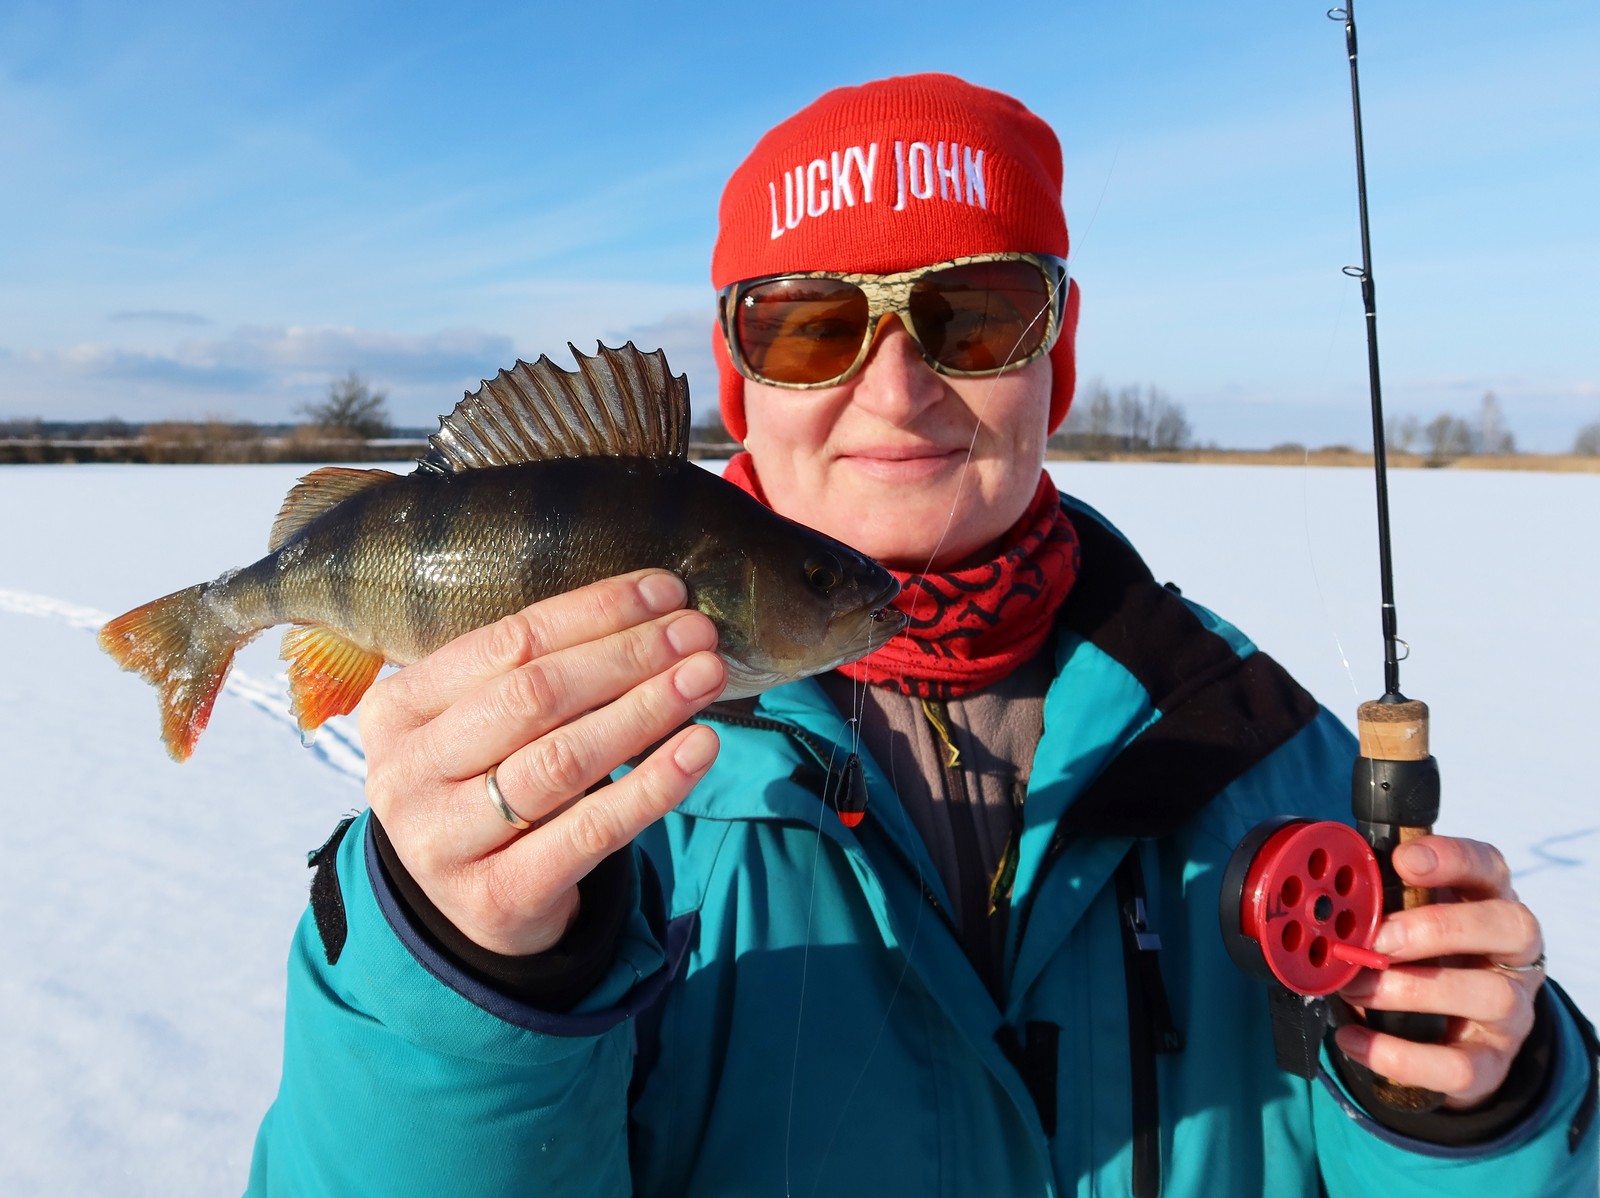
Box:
[847,316,947,425]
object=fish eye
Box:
[804,554,842,593]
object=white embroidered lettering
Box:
[830,151,853,209]
[785,167,804,230]
[909,141,935,200]
[850,143,878,204]
[806,159,829,218]
[964,146,986,208]
[937,142,961,201]
[768,181,784,239]
[893,140,907,211]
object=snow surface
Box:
[1,459,1595,1195]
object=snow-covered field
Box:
[2,459,1595,1195]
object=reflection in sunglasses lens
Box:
[736,277,868,385]
[911,261,1050,373]
[734,259,1055,386]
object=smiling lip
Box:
[839,446,966,480]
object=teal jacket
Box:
[249,504,1597,1196]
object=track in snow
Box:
[0,586,368,783]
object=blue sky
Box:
[2,0,1596,449]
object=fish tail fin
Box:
[281,625,385,742]
[98,584,244,761]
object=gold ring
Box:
[485,763,532,830]
[1491,952,1547,975]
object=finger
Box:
[486,650,727,831]
[1392,835,1515,901]
[1339,963,1539,1028]
[373,570,689,725]
[1332,1024,1513,1108]
[1371,897,1542,963]
[430,649,726,860]
[417,607,718,782]
[491,722,721,908]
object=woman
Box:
[249,75,1596,1196]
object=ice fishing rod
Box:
[1333,0,1449,1112]
[1220,0,1446,1112]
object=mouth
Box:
[839,445,966,479]
[865,580,908,639]
[869,606,909,642]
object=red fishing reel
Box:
[1221,817,1390,998]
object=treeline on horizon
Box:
[4,373,1598,464]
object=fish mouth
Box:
[861,577,907,640]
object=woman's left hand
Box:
[1333,834,1546,1110]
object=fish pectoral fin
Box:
[269,467,397,551]
[281,625,385,735]
[416,342,689,474]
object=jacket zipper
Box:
[922,696,1008,1000]
[1114,847,1184,1198]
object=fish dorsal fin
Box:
[269,466,396,551]
[417,341,689,475]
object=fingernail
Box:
[639,572,687,614]
[1333,1024,1374,1063]
[1395,843,1437,877]
[1372,922,1405,956]
[665,611,716,656]
[1340,972,1377,1002]
[673,726,718,775]
[673,653,725,702]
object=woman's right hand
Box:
[358,569,725,957]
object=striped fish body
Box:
[223,454,885,670]
[100,345,904,760]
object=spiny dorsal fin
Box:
[269,467,396,551]
[416,341,689,476]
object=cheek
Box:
[742,384,837,493]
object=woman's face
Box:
[742,321,1052,572]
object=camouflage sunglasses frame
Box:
[717,251,1069,390]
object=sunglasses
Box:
[718,251,1069,390]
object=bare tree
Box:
[1055,378,1116,452]
[1575,420,1600,456]
[1083,383,1115,451]
[1386,415,1420,453]
[299,372,392,440]
[1116,386,1150,451]
[1424,413,1474,460]
[1052,379,1194,453]
[1474,391,1515,455]
[1147,387,1193,451]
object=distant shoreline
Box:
[2,439,1597,472]
[1043,448,1600,473]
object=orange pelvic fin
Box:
[281,624,385,739]
[99,583,242,762]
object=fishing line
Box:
[1296,194,1367,700]
[1299,448,1362,700]
[783,730,840,1198]
[785,271,1068,1190]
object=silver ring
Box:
[485,763,531,830]
[1492,953,1547,975]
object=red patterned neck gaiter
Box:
[720,453,1080,698]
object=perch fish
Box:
[100,342,905,760]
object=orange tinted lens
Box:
[908,259,1052,373]
[733,277,869,384]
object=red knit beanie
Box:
[711,73,1080,442]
